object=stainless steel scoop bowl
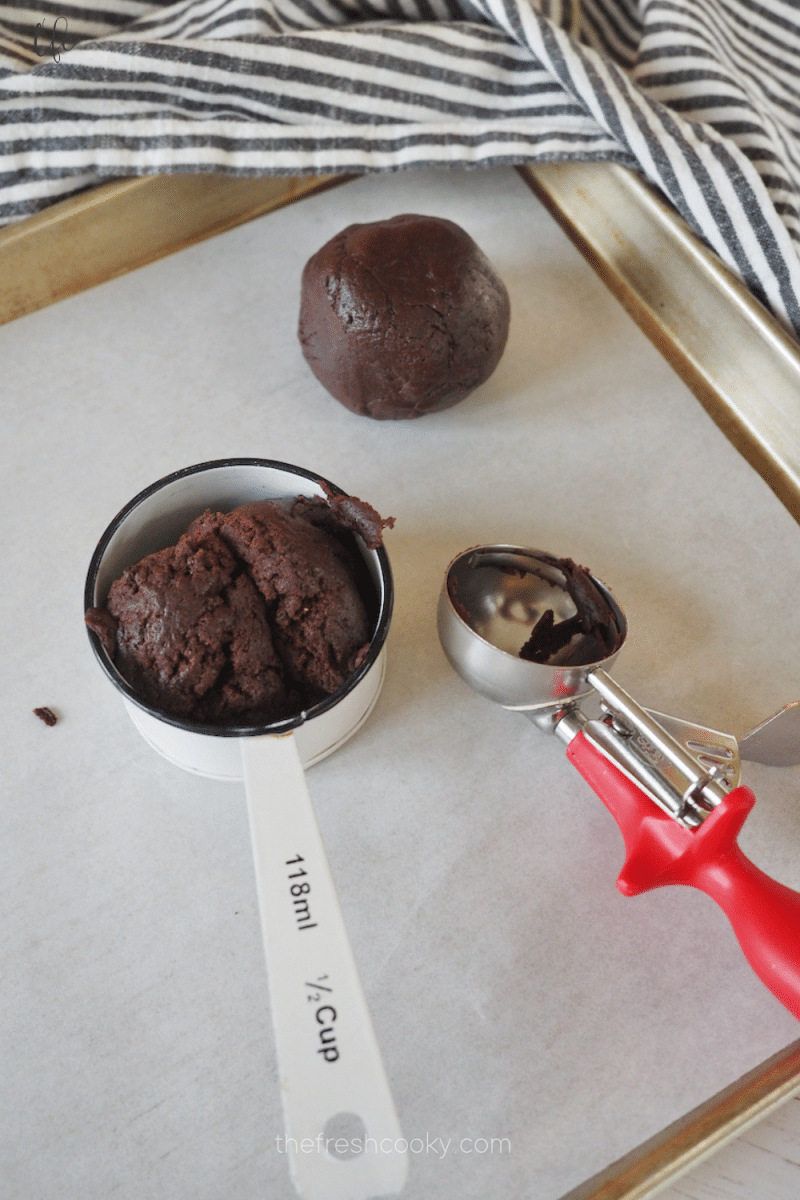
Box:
[437,545,627,711]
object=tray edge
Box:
[558,1036,800,1200]
[0,172,350,326]
[517,161,800,526]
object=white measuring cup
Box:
[85,458,407,1200]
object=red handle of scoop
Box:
[567,730,800,1020]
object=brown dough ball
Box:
[298,213,510,420]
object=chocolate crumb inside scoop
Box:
[517,553,624,665]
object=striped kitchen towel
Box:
[3,0,800,336]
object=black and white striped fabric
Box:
[2,0,800,335]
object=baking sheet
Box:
[4,164,800,1200]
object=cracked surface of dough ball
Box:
[298,213,510,420]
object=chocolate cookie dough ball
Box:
[298,214,510,420]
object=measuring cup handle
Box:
[241,733,407,1200]
[567,730,800,1021]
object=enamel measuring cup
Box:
[84,458,406,1200]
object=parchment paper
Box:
[3,166,800,1200]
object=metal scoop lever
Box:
[583,692,798,784]
[636,709,740,785]
[438,545,800,1022]
[740,702,800,766]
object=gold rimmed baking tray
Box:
[562,1035,800,1199]
[4,162,800,527]
[4,161,800,1200]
